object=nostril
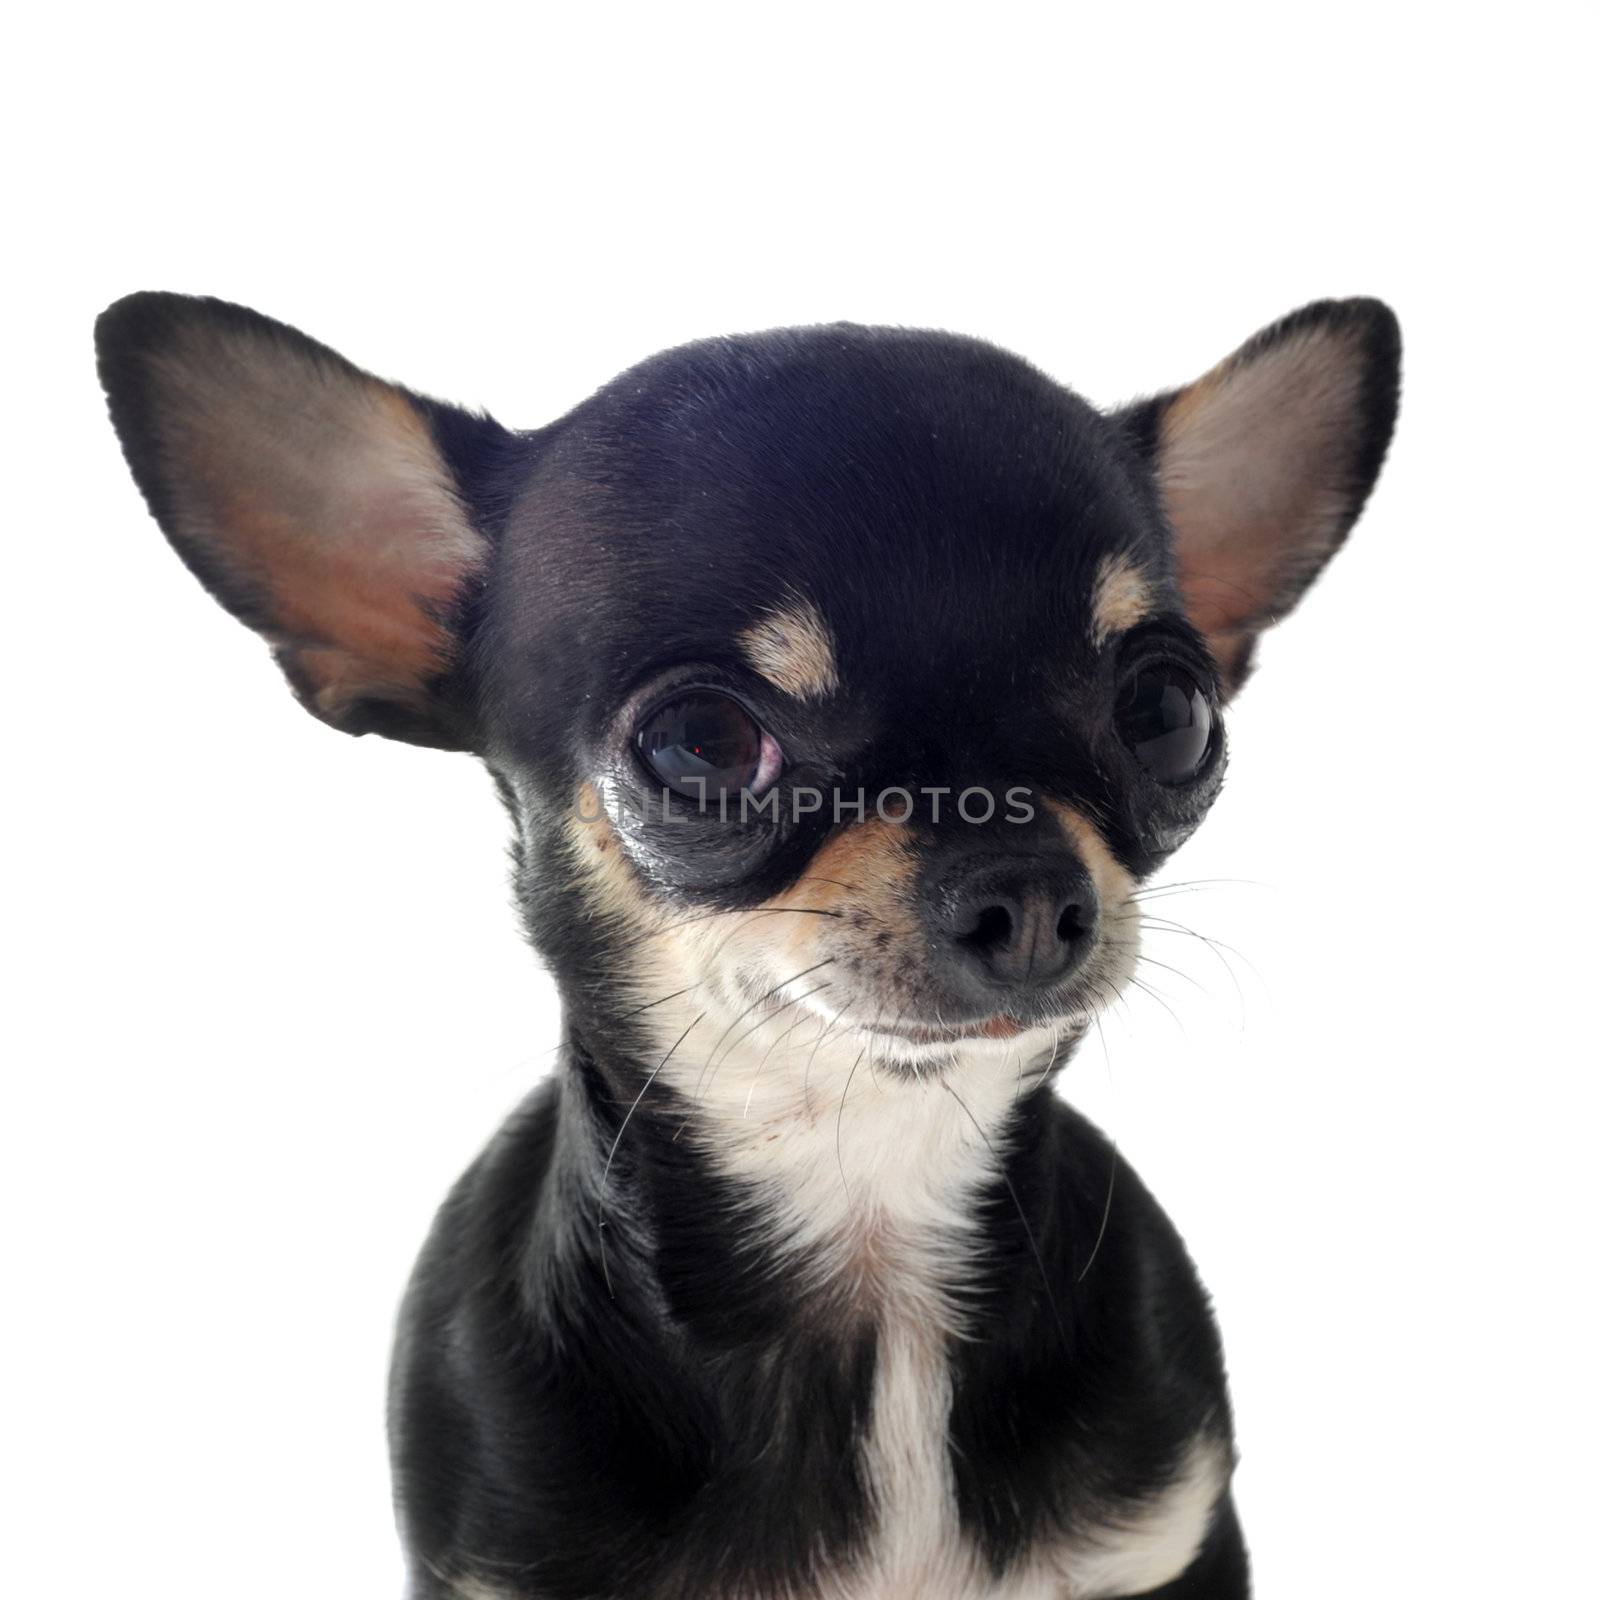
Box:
[1056,901,1091,943]
[958,903,1014,953]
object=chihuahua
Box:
[97,293,1398,1599]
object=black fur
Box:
[390,1072,1238,1599]
[95,293,1400,1599]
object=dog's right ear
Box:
[96,293,514,750]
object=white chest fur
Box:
[833,1329,1225,1600]
[668,1036,1225,1600]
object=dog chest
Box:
[839,1321,1224,1600]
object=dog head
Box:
[96,296,1398,1095]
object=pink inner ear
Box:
[1156,323,1368,661]
[153,333,487,719]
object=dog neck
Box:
[543,1012,1084,1346]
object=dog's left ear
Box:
[1120,298,1401,692]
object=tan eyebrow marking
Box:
[740,595,841,701]
[1090,552,1154,647]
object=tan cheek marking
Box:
[739,596,840,701]
[565,782,669,936]
[711,819,921,977]
[1043,799,1135,910]
[1090,552,1154,647]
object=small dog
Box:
[97,293,1399,1599]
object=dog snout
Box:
[932,855,1100,999]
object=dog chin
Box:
[870,1019,1079,1074]
[809,999,1087,1077]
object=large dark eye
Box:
[635,693,783,800]
[1117,665,1214,784]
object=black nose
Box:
[934,857,1100,997]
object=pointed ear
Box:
[96,293,513,749]
[1120,298,1401,693]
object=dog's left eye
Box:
[1117,664,1214,784]
[635,693,784,800]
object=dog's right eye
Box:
[635,693,783,800]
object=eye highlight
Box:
[1117,664,1214,784]
[635,692,783,800]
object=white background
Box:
[6,7,1596,1596]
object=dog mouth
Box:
[722,937,1132,1065]
[859,1015,1029,1044]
